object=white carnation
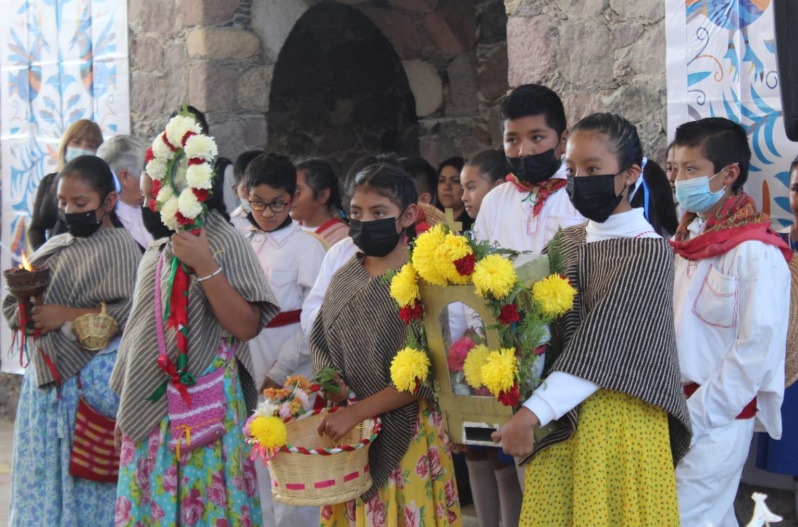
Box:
[186,163,214,190]
[165,115,200,148]
[146,158,167,181]
[152,134,175,161]
[184,134,217,160]
[178,188,203,219]
[160,196,181,231]
[156,185,174,203]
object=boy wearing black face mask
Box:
[473,84,584,254]
[243,153,325,527]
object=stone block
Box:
[610,22,646,50]
[478,43,509,102]
[504,0,542,18]
[390,0,438,12]
[132,35,163,73]
[131,72,166,119]
[423,0,478,58]
[401,59,443,117]
[179,0,240,26]
[626,23,666,77]
[552,0,607,18]
[601,82,664,127]
[362,7,422,59]
[188,61,237,113]
[129,0,176,36]
[477,1,507,45]
[251,0,310,64]
[162,42,188,113]
[564,91,605,124]
[243,115,268,150]
[210,118,246,159]
[609,0,663,23]
[446,52,479,117]
[555,18,615,88]
[236,66,273,112]
[507,15,551,87]
[187,27,261,60]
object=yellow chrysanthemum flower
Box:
[390,263,420,307]
[390,347,431,392]
[481,348,519,397]
[532,275,577,318]
[412,224,449,286]
[472,254,517,299]
[435,233,474,284]
[250,415,288,450]
[463,344,490,389]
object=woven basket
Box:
[73,303,118,352]
[267,407,381,506]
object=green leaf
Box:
[313,367,342,395]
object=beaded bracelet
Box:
[196,266,223,283]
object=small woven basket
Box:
[267,407,381,506]
[73,303,118,352]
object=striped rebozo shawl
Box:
[523,225,692,465]
[1,228,142,388]
[310,255,436,501]
[109,211,280,443]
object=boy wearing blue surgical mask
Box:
[670,117,791,527]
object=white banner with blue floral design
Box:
[0,0,130,374]
[666,0,797,228]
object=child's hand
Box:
[260,376,281,393]
[491,407,538,457]
[437,423,467,454]
[30,304,69,333]
[317,406,360,442]
[171,229,217,276]
[325,374,349,404]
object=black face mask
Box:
[506,148,562,185]
[566,173,625,223]
[58,209,104,238]
[349,217,401,257]
[141,205,173,240]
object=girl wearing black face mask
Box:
[506,113,690,526]
[310,163,463,526]
[2,155,143,526]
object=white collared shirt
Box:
[300,237,358,337]
[115,200,153,248]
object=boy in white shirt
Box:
[229,149,263,230]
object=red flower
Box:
[181,131,197,146]
[188,157,206,166]
[497,384,521,407]
[498,304,520,325]
[145,148,154,164]
[151,179,161,196]
[193,188,210,202]
[148,198,158,212]
[161,132,177,152]
[534,344,548,356]
[453,254,476,276]
[176,212,194,226]
[398,302,423,324]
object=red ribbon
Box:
[157,354,191,406]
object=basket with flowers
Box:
[387,223,576,444]
[244,368,381,506]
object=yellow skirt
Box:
[321,400,462,527]
[521,389,679,527]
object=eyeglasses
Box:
[249,199,288,212]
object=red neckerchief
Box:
[670,192,791,261]
[315,217,345,235]
[506,174,568,216]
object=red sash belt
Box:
[683,383,757,419]
[266,309,302,328]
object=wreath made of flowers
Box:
[387,224,577,408]
[144,109,218,231]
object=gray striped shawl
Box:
[109,211,280,443]
[524,226,692,465]
[310,255,436,501]
[2,228,142,388]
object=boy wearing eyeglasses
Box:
[244,153,325,527]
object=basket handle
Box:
[98,302,107,316]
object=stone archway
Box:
[266,2,419,172]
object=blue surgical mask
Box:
[65,146,96,162]
[674,168,729,213]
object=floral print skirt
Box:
[320,400,462,527]
[115,346,262,527]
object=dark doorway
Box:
[268,2,419,174]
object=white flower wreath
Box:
[144,113,218,230]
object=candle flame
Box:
[19,252,32,271]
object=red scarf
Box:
[506,174,568,216]
[670,192,791,261]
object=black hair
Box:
[673,117,751,193]
[170,106,209,135]
[500,84,567,137]
[214,156,232,182]
[464,149,510,184]
[295,158,346,220]
[245,153,297,196]
[789,154,798,173]
[58,155,123,227]
[572,112,678,236]
[438,156,465,174]
[352,162,418,240]
[397,156,437,200]
[233,149,265,185]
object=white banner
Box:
[0,0,130,373]
[666,0,797,227]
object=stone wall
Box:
[504,0,667,160]
[0,374,21,421]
